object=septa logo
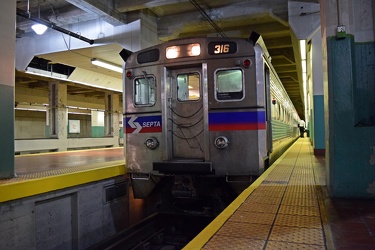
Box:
[125,115,162,133]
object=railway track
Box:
[89,213,213,250]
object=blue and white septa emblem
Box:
[128,116,142,133]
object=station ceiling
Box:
[16,0,318,119]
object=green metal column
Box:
[311,30,325,156]
[321,0,375,197]
[0,0,16,178]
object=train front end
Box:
[122,37,271,211]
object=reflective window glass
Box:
[134,76,156,106]
[215,69,243,100]
[177,73,200,101]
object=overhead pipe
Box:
[16,8,95,45]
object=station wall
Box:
[0,177,129,250]
[15,84,123,153]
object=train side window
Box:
[177,73,200,101]
[134,76,156,106]
[215,69,244,101]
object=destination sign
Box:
[208,42,237,55]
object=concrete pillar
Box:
[288,1,325,155]
[48,82,58,138]
[310,30,325,156]
[104,93,120,147]
[91,110,104,137]
[105,93,113,137]
[139,10,159,49]
[112,94,120,147]
[49,82,68,151]
[321,0,375,197]
[58,84,68,151]
[0,0,16,178]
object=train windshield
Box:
[177,73,200,101]
[215,69,244,101]
[134,76,156,106]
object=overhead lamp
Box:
[300,39,308,123]
[91,58,123,73]
[31,23,48,35]
[299,40,306,60]
[31,0,48,35]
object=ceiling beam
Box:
[66,0,126,26]
[263,36,292,49]
[274,65,297,73]
[157,2,288,40]
[115,0,190,12]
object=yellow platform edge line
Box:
[15,147,123,157]
[183,140,298,250]
[0,164,126,203]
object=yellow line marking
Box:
[15,147,124,157]
[0,163,126,202]
[183,141,297,250]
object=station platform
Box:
[0,147,126,202]
[185,138,375,249]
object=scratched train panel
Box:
[121,33,300,214]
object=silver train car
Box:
[121,32,300,208]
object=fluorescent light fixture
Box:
[299,40,306,60]
[91,58,123,73]
[25,68,121,92]
[15,107,47,112]
[32,23,48,35]
[301,60,307,73]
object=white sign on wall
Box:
[69,120,80,133]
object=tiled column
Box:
[0,0,16,178]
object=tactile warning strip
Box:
[274,214,322,228]
[281,197,319,207]
[190,139,328,250]
[238,202,279,214]
[266,241,325,250]
[278,205,320,217]
[229,211,275,225]
[269,226,325,245]
[244,195,282,205]
[216,221,270,240]
[203,236,265,250]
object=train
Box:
[121,32,300,214]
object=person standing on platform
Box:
[299,120,306,138]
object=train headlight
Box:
[166,46,179,59]
[188,44,201,56]
[214,136,229,149]
[145,137,159,150]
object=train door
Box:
[265,66,273,154]
[167,67,205,160]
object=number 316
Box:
[214,44,230,54]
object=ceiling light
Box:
[31,23,48,35]
[91,58,123,73]
[31,0,48,35]
[299,40,306,60]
